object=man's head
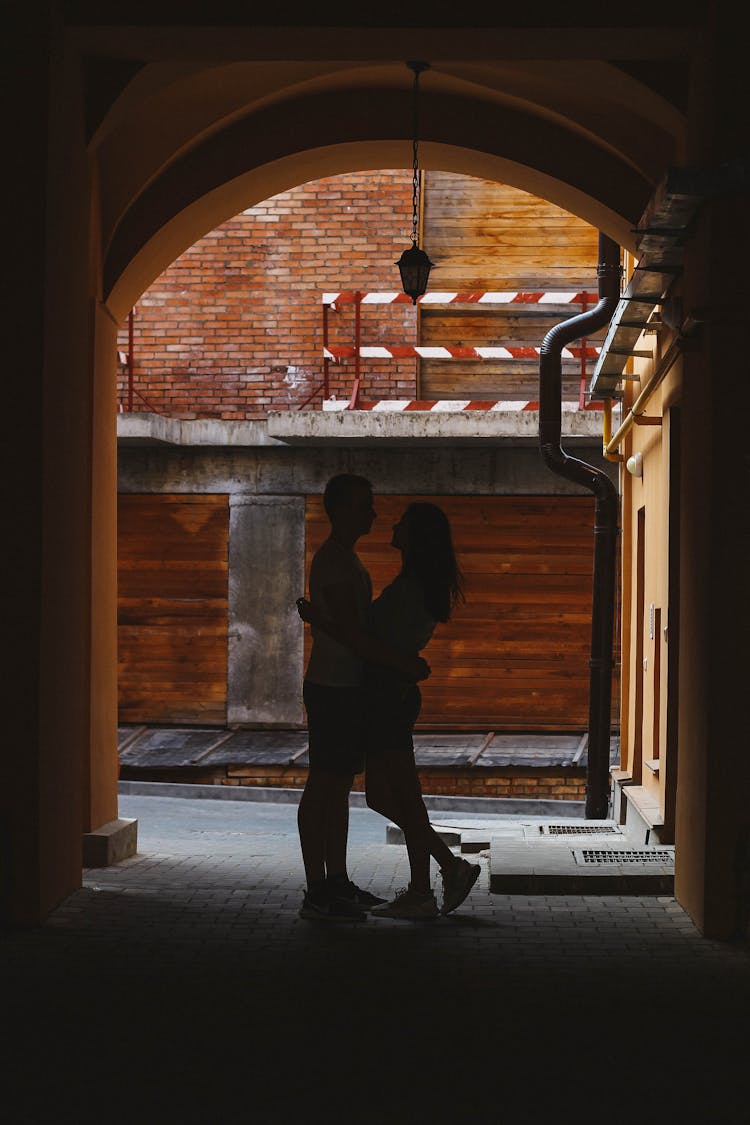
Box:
[323,474,376,543]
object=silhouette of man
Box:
[297,474,383,920]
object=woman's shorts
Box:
[365,672,422,755]
[302,680,366,776]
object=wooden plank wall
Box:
[118,494,229,724]
[305,494,601,730]
[419,173,604,401]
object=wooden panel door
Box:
[305,494,596,730]
[423,173,600,290]
[118,494,229,724]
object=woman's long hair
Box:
[401,502,465,622]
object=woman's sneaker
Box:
[327,875,387,912]
[299,887,367,923]
[441,857,480,914]
[371,887,439,920]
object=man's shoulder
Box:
[311,538,345,569]
[312,538,359,573]
[310,539,370,593]
[312,536,337,558]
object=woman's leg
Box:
[365,754,403,825]
[376,751,456,892]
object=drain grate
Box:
[575,848,674,865]
[545,825,619,835]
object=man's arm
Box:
[298,589,430,682]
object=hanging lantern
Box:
[396,61,434,304]
[397,243,434,303]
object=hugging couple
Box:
[296,473,480,922]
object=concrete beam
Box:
[118,441,618,497]
[117,409,609,448]
[269,408,607,445]
[117,413,282,447]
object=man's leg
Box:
[298,683,370,919]
[322,770,355,880]
[298,768,355,881]
[298,768,366,921]
[298,768,334,885]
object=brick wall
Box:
[118,761,587,801]
[117,170,419,419]
[243,768,587,801]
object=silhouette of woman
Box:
[297,501,480,919]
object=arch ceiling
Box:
[96,59,690,320]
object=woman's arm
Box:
[296,597,430,682]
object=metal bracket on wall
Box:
[467,730,496,767]
[589,167,705,400]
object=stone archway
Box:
[99,57,679,320]
[91,58,676,871]
[21,17,729,930]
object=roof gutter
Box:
[539,232,622,818]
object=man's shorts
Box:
[303,680,366,776]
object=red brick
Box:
[117,171,417,419]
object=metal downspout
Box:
[539,233,622,818]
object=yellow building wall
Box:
[618,325,684,840]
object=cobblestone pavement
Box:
[3,794,749,1124]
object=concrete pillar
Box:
[675,194,749,940]
[672,20,749,940]
[4,37,91,923]
[227,495,306,726]
[88,302,122,834]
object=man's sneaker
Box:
[299,888,367,923]
[371,887,439,920]
[441,857,480,914]
[328,876,387,912]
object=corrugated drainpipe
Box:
[539,232,622,818]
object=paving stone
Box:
[4,791,747,1125]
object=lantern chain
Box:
[411,63,422,246]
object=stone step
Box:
[386,817,675,895]
[489,835,674,895]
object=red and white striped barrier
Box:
[324,345,600,361]
[322,399,605,412]
[323,291,596,307]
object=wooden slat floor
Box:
[118,724,619,771]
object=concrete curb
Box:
[118,779,586,816]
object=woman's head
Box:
[395,502,465,622]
